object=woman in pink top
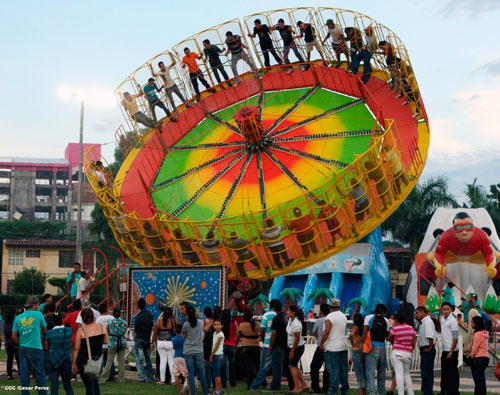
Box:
[220,309,238,387]
[388,312,416,395]
[470,316,489,394]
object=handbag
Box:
[82,325,103,378]
[363,330,373,353]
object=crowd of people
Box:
[1,286,497,395]
[121,17,421,130]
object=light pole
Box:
[59,85,85,263]
[76,100,84,262]
[59,85,114,263]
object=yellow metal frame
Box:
[89,7,430,279]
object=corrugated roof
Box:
[3,239,76,248]
[383,246,412,254]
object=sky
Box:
[1,0,499,202]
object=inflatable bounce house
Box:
[405,208,500,314]
[269,226,391,315]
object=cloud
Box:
[441,0,500,16]
[453,88,500,140]
[477,60,500,75]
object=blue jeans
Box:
[351,49,373,84]
[270,346,286,390]
[365,346,386,395]
[185,353,209,395]
[19,346,47,395]
[134,338,154,382]
[324,350,349,395]
[352,349,366,389]
[212,355,223,378]
[48,361,74,395]
[221,344,236,387]
[204,360,214,389]
[283,42,305,64]
[250,346,272,389]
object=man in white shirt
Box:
[96,304,116,382]
[440,302,459,394]
[322,19,348,67]
[150,55,190,113]
[415,306,437,395]
[77,271,96,301]
[76,299,101,327]
[320,299,349,395]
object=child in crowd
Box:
[210,319,225,395]
[172,324,189,395]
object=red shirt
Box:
[63,310,80,342]
[289,214,312,236]
[182,52,201,73]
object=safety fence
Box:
[418,269,500,359]
[114,7,426,137]
[85,109,422,280]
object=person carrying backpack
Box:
[100,308,127,383]
[362,304,389,395]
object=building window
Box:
[8,249,24,265]
[34,212,50,220]
[26,250,41,258]
[59,250,76,268]
[7,280,15,294]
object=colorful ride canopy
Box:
[86,7,430,280]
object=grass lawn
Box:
[0,378,493,395]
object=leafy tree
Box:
[48,277,68,295]
[86,143,129,306]
[382,176,457,255]
[0,220,71,240]
[13,267,48,295]
[463,178,489,208]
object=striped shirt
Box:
[225,35,243,55]
[390,323,415,353]
[262,226,285,248]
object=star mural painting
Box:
[127,266,226,325]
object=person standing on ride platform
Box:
[440,302,460,394]
[121,91,157,129]
[150,55,190,112]
[201,40,232,87]
[224,31,259,87]
[182,48,216,99]
[322,19,348,68]
[248,19,282,68]
[143,78,175,121]
[350,26,377,84]
[344,27,364,63]
[295,21,325,66]
[224,232,260,277]
[287,207,319,259]
[270,19,305,72]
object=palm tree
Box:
[464,178,489,208]
[308,288,334,304]
[382,176,457,255]
[279,288,304,305]
[249,294,269,308]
